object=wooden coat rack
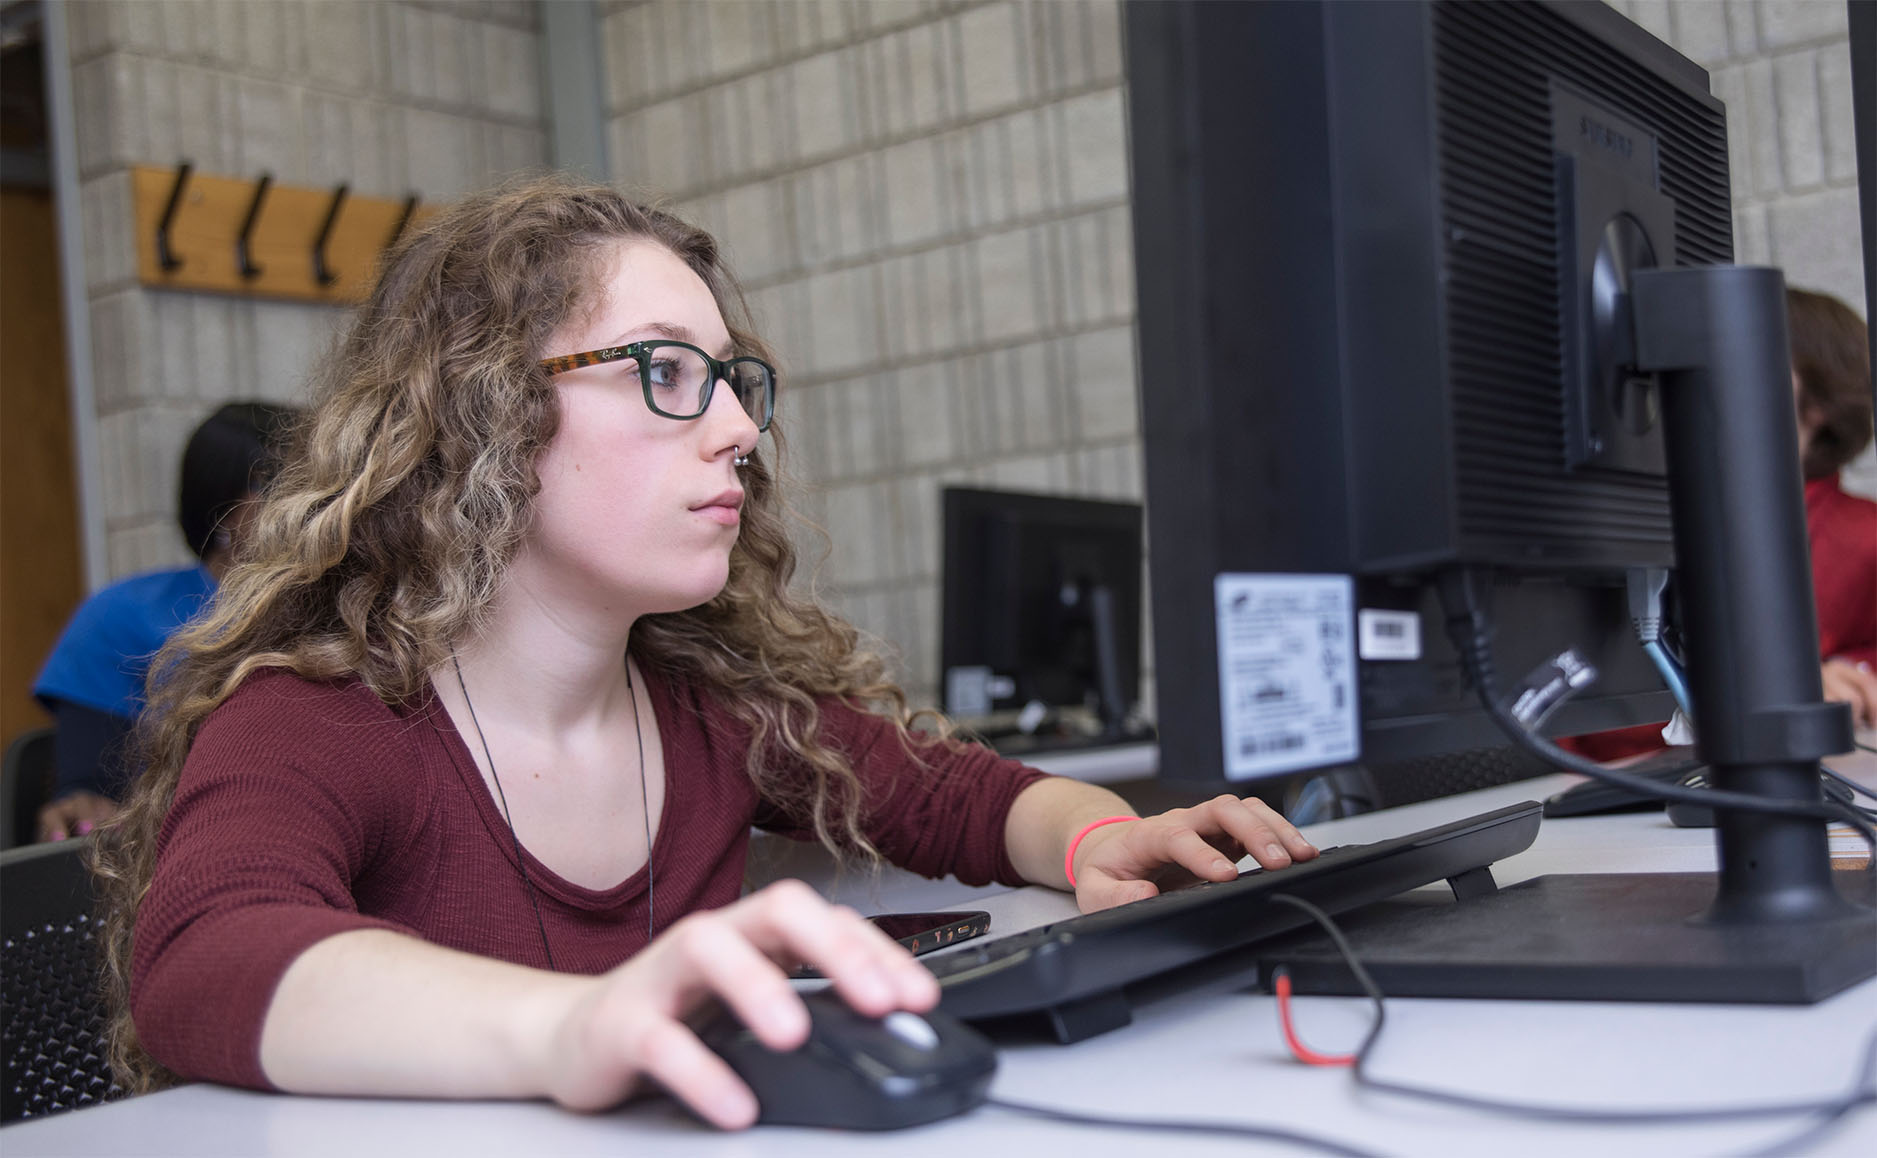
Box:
[132,162,431,304]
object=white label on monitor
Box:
[1214,574,1358,780]
[1357,609,1422,661]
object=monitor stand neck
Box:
[1630,265,1859,926]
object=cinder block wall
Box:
[598,0,1870,710]
[598,0,1138,707]
[64,0,546,578]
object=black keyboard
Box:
[930,800,1544,1042]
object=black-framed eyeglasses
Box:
[539,340,776,432]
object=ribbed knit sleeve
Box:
[762,700,1049,888]
[130,672,418,1090]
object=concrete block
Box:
[1818,42,1857,183]
[1724,0,1759,56]
[431,8,472,110]
[824,482,885,585]
[1738,58,1781,197]
[957,2,1025,118]
[346,99,395,198]
[701,1,765,84]
[1001,338,1065,451]
[148,291,196,407]
[1073,440,1143,501]
[381,4,425,103]
[986,451,1069,493]
[80,171,137,296]
[601,3,645,110]
[239,0,290,80]
[973,225,1046,344]
[304,0,374,92]
[1767,185,1865,308]
[1667,0,1732,66]
[1708,62,1753,204]
[1757,0,1846,48]
[1624,0,1673,43]
[71,56,128,178]
[136,57,181,173]
[894,476,941,583]
[1773,50,1824,190]
[117,0,170,56]
[721,178,793,282]
[301,92,350,190]
[404,107,469,197]
[64,0,118,61]
[895,360,958,467]
[790,49,854,164]
[1732,200,1771,265]
[1087,0,1124,85]
[481,20,539,120]
[87,290,144,414]
[1070,325,1139,441]
[882,137,948,248]
[805,265,883,378]
[189,297,238,401]
[737,71,788,177]
[881,24,952,138]
[1059,87,1129,206]
[842,373,889,480]
[235,77,303,182]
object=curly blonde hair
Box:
[92,175,940,1091]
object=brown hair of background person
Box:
[1789,286,1875,479]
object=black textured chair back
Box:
[1,727,57,850]
[1,839,124,1123]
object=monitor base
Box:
[1259,871,1877,1003]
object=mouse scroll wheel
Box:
[883,1011,940,1051]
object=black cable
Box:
[1266,892,1877,1138]
[1857,740,1877,755]
[1434,570,1877,859]
[984,1097,1383,1157]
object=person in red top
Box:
[1565,286,1877,762]
[93,177,1317,1127]
[1791,287,1877,723]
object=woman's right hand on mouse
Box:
[532,879,938,1128]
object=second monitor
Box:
[939,487,1150,754]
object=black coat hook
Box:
[236,172,272,280]
[385,194,419,251]
[155,161,192,272]
[312,182,349,287]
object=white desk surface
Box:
[8,753,1876,1157]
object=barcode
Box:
[1239,733,1305,757]
[1373,621,1404,637]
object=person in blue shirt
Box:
[32,401,298,841]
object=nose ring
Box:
[733,445,750,468]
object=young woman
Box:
[93,177,1316,1130]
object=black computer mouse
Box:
[1666,767,1856,828]
[690,989,997,1130]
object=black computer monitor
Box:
[1126,0,1872,1001]
[938,488,1147,749]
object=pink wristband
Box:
[1064,816,1136,888]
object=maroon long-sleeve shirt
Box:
[130,666,1046,1088]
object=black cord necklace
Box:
[450,654,657,970]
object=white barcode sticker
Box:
[1358,609,1422,660]
[1214,574,1358,780]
